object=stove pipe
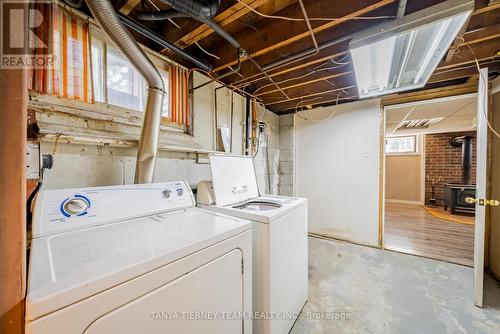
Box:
[451,135,473,185]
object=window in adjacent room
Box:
[386,135,417,154]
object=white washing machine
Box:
[26,181,252,334]
[197,155,308,334]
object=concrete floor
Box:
[291,237,500,334]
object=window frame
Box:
[90,27,176,128]
[385,135,418,155]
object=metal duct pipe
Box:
[451,135,473,185]
[397,0,408,19]
[85,0,165,184]
[135,9,189,20]
[118,14,212,71]
[136,11,240,49]
[159,0,220,19]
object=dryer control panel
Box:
[32,181,194,238]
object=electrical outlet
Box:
[26,141,40,179]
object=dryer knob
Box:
[64,198,89,216]
[162,189,172,198]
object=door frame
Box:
[379,92,478,249]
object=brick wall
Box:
[425,131,476,206]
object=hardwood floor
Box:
[384,203,474,266]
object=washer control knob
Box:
[162,189,172,198]
[177,188,184,196]
[64,198,89,216]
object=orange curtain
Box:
[29,5,93,103]
[169,65,190,126]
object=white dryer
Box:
[198,155,308,334]
[26,181,252,334]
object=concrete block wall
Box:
[278,114,295,196]
[253,104,280,195]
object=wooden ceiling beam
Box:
[283,95,359,113]
[211,0,396,72]
[256,70,353,96]
[252,31,500,96]
[261,75,357,103]
[119,0,142,15]
[430,59,500,83]
[262,45,500,112]
[472,0,500,15]
[381,82,478,106]
[225,0,498,89]
[265,86,359,111]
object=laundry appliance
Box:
[26,181,252,334]
[197,154,308,334]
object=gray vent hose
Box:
[159,0,220,19]
[85,0,165,184]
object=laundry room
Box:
[2,0,500,334]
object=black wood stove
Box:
[443,135,476,214]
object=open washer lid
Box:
[209,154,260,207]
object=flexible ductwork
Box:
[159,0,220,19]
[85,0,165,184]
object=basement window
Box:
[91,38,170,119]
[107,48,146,111]
[386,136,416,154]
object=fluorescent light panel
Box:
[349,0,473,98]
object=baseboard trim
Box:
[385,199,422,205]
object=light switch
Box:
[362,148,371,158]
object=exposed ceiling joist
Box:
[382,82,478,106]
[252,32,499,100]
[119,0,142,15]
[115,0,500,114]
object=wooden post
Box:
[0,67,27,333]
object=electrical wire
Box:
[253,62,349,95]
[195,42,221,59]
[295,89,349,122]
[466,44,500,139]
[235,0,395,22]
[188,67,262,101]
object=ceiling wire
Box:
[253,62,349,95]
[234,0,395,22]
[246,53,290,99]
[195,42,221,59]
[466,44,500,139]
[295,90,349,122]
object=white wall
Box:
[295,99,381,247]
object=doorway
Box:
[382,94,477,266]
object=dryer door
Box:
[85,249,244,334]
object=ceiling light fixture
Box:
[349,0,473,98]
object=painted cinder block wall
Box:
[424,131,477,206]
[278,114,295,197]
